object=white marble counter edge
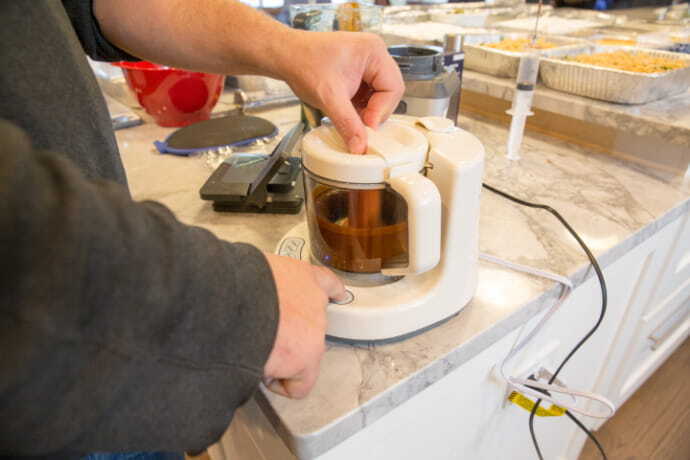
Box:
[462,70,690,148]
[254,197,690,459]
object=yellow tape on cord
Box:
[508,391,567,417]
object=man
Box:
[0,0,403,457]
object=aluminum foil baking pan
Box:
[540,46,690,104]
[523,4,555,16]
[580,25,656,36]
[409,3,492,12]
[566,27,647,40]
[553,8,620,26]
[588,34,637,44]
[583,33,670,50]
[464,35,590,78]
[383,10,430,24]
[382,22,500,47]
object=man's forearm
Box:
[94,0,293,78]
[94,0,405,155]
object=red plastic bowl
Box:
[113,61,225,127]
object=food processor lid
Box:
[302,120,429,184]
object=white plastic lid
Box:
[301,120,429,184]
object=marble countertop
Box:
[462,70,690,150]
[115,104,690,459]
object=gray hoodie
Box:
[0,1,279,457]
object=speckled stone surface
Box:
[115,104,690,459]
[463,70,690,149]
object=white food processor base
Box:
[276,222,471,343]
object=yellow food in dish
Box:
[596,38,636,46]
[484,38,557,52]
[566,50,688,73]
[672,35,690,44]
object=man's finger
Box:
[361,90,402,129]
[324,91,368,154]
[361,49,404,128]
[281,367,319,400]
[352,82,375,114]
[263,377,289,397]
[312,265,347,303]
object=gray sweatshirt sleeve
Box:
[61,0,140,62]
[0,119,279,455]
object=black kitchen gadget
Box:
[199,123,304,214]
[155,114,278,156]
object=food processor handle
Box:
[382,172,442,276]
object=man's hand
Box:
[278,31,404,154]
[262,253,347,399]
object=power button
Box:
[331,289,354,306]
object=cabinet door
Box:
[565,211,690,459]
[649,211,690,308]
[597,212,690,406]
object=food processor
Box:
[277,115,485,342]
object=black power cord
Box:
[483,183,608,460]
[566,410,607,459]
[525,387,607,460]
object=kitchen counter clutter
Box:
[115,98,690,459]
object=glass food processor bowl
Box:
[301,119,441,286]
[304,170,409,286]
